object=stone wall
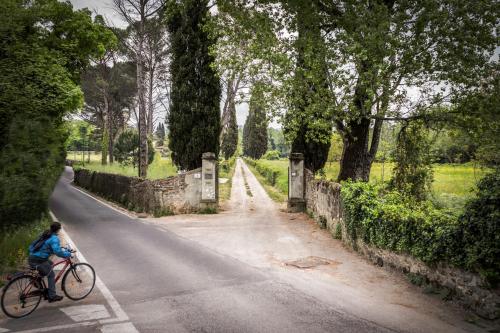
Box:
[303,170,499,319]
[74,168,212,214]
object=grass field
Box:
[248,158,489,209]
[70,151,177,179]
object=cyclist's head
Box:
[50,222,62,234]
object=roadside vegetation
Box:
[243,158,287,202]
[71,151,177,180]
[0,216,51,285]
[244,158,488,209]
[219,156,237,202]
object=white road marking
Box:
[0,328,10,332]
[12,322,96,333]
[53,217,130,324]
[101,322,139,333]
[60,304,110,322]
[50,211,132,327]
[69,185,135,219]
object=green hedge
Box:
[341,173,500,286]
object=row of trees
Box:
[216,0,498,183]
[80,0,221,174]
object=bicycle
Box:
[1,247,96,318]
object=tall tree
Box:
[144,17,170,135]
[243,83,268,159]
[113,0,166,177]
[283,0,332,172]
[0,0,115,228]
[219,0,498,181]
[81,60,137,164]
[220,95,238,159]
[166,0,221,170]
[317,0,498,181]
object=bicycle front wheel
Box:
[1,274,42,318]
[62,263,96,300]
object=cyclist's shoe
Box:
[48,295,64,303]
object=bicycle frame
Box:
[22,257,73,296]
[51,257,73,284]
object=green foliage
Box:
[267,128,289,157]
[153,206,174,217]
[219,155,236,202]
[66,120,98,151]
[243,158,287,195]
[263,150,281,160]
[81,59,137,165]
[243,83,268,159]
[198,206,218,214]
[327,133,343,163]
[75,152,176,180]
[113,129,154,169]
[390,122,433,201]
[453,74,499,167]
[219,155,236,176]
[341,179,500,286]
[0,215,50,278]
[334,223,342,240]
[222,0,498,181]
[221,103,238,160]
[166,0,221,170]
[430,128,477,164]
[455,170,500,285]
[284,1,332,173]
[0,0,115,229]
[155,123,166,147]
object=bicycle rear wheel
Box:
[1,274,42,318]
[62,263,95,300]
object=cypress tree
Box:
[220,99,238,160]
[166,0,221,170]
[243,84,268,159]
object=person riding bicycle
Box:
[28,222,71,303]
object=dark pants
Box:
[28,256,56,298]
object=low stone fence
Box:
[74,168,213,215]
[304,170,499,319]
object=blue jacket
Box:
[29,234,71,259]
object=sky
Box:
[69,0,252,127]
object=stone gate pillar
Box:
[288,153,305,212]
[201,152,218,208]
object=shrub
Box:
[455,170,500,285]
[263,150,281,160]
[341,180,499,286]
[113,129,154,168]
[219,155,236,176]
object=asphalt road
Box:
[1,164,487,333]
[43,167,396,333]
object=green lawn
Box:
[71,151,177,179]
[249,158,489,208]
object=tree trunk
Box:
[108,108,114,164]
[101,96,109,165]
[147,64,154,135]
[137,21,148,178]
[337,118,371,182]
